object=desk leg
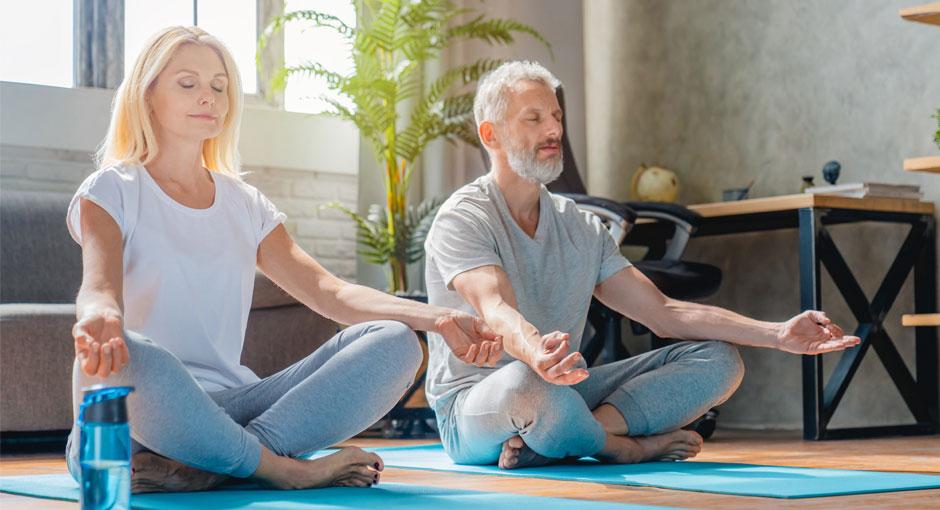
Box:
[915,216,939,425]
[799,208,824,440]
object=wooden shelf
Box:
[904,155,940,173]
[902,313,940,326]
[901,3,940,25]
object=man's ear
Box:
[479,121,500,150]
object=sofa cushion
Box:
[0,191,83,304]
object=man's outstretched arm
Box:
[594,266,860,355]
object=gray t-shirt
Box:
[424,174,632,415]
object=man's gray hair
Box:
[473,61,561,129]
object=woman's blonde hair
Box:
[97,26,243,176]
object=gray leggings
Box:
[67,320,422,480]
[438,340,745,464]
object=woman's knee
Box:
[369,320,423,378]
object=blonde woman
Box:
[66,26,501,492]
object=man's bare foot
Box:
[498,436,558,470]
[131,452,229,494]
[261,446,383,490]
[597,429,703,464]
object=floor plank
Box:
[2,430,938,509]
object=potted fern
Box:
[261,0,549,293]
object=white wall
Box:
[0,81,360,280]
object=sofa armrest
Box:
[252,271,299,310]
[0,303,77,432]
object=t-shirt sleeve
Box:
[66,168,128,245]
[251,187,287,245]
[426,203,503,290]
[588,211,632,285]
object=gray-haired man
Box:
[423,61,860,469]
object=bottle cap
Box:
[80,386,134,424]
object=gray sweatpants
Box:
[438,340,745,464]
[66,320,422,480]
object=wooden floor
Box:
[2,429,939,509]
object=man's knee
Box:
[495,362,584,427]
[701,340,745,399]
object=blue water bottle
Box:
[78,385,134,510]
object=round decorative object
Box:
[631,164,679,203]
[822,161,841,185]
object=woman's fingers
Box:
[462,343,479,364]
[109,338,126,373]
[81,341,100,376]
[95,342,113,378]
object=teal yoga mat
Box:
[0,474,683,509]
[364,444,940,499]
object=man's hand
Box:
[527,331,589,385]
[72,312,129,377]
[436,311,503,367]
[775,310,860,355]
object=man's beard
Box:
[506,140,563,185]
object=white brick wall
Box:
[0,144,359,281]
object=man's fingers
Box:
[540,340,570,368]
[541,332,569,352]
[826,323,845,338]
[551,368,589,385]
[545,352,584,379]
[807,310,831,325]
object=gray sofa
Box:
[0,190,339,435]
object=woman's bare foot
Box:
[257,446,383,490]
[131,452,229,493]
[597,429,703,464]
[498,435,558,470]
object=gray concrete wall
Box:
[585,0,939,429]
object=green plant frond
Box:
[361,0,403,52]
[439,92,475,119]
[443,16,553,58]
[261,9,355,49]
[271,63,346,95]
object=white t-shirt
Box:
[67,163,286,392]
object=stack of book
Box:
[804,182,923,200]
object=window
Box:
[282,0,355,114]
[0,0,73,87]
[125,0,258,94]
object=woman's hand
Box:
[72,311,129,377]
[435,311,503,367]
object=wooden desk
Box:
[634,194,938,440]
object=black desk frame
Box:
[639,206,938,440]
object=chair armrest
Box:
[623,202,703,260]
[559,193,636,244]
[624,201,701,230]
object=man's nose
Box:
[546,117,562,139]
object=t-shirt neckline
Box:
[139,164,222,216]
[484,174,549,243]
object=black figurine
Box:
[822,161,841,185]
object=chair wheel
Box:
[685,408,719,440]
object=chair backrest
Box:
[478,87,589,195]
[0,191,83,303]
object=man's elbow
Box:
[646,299,682,339]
